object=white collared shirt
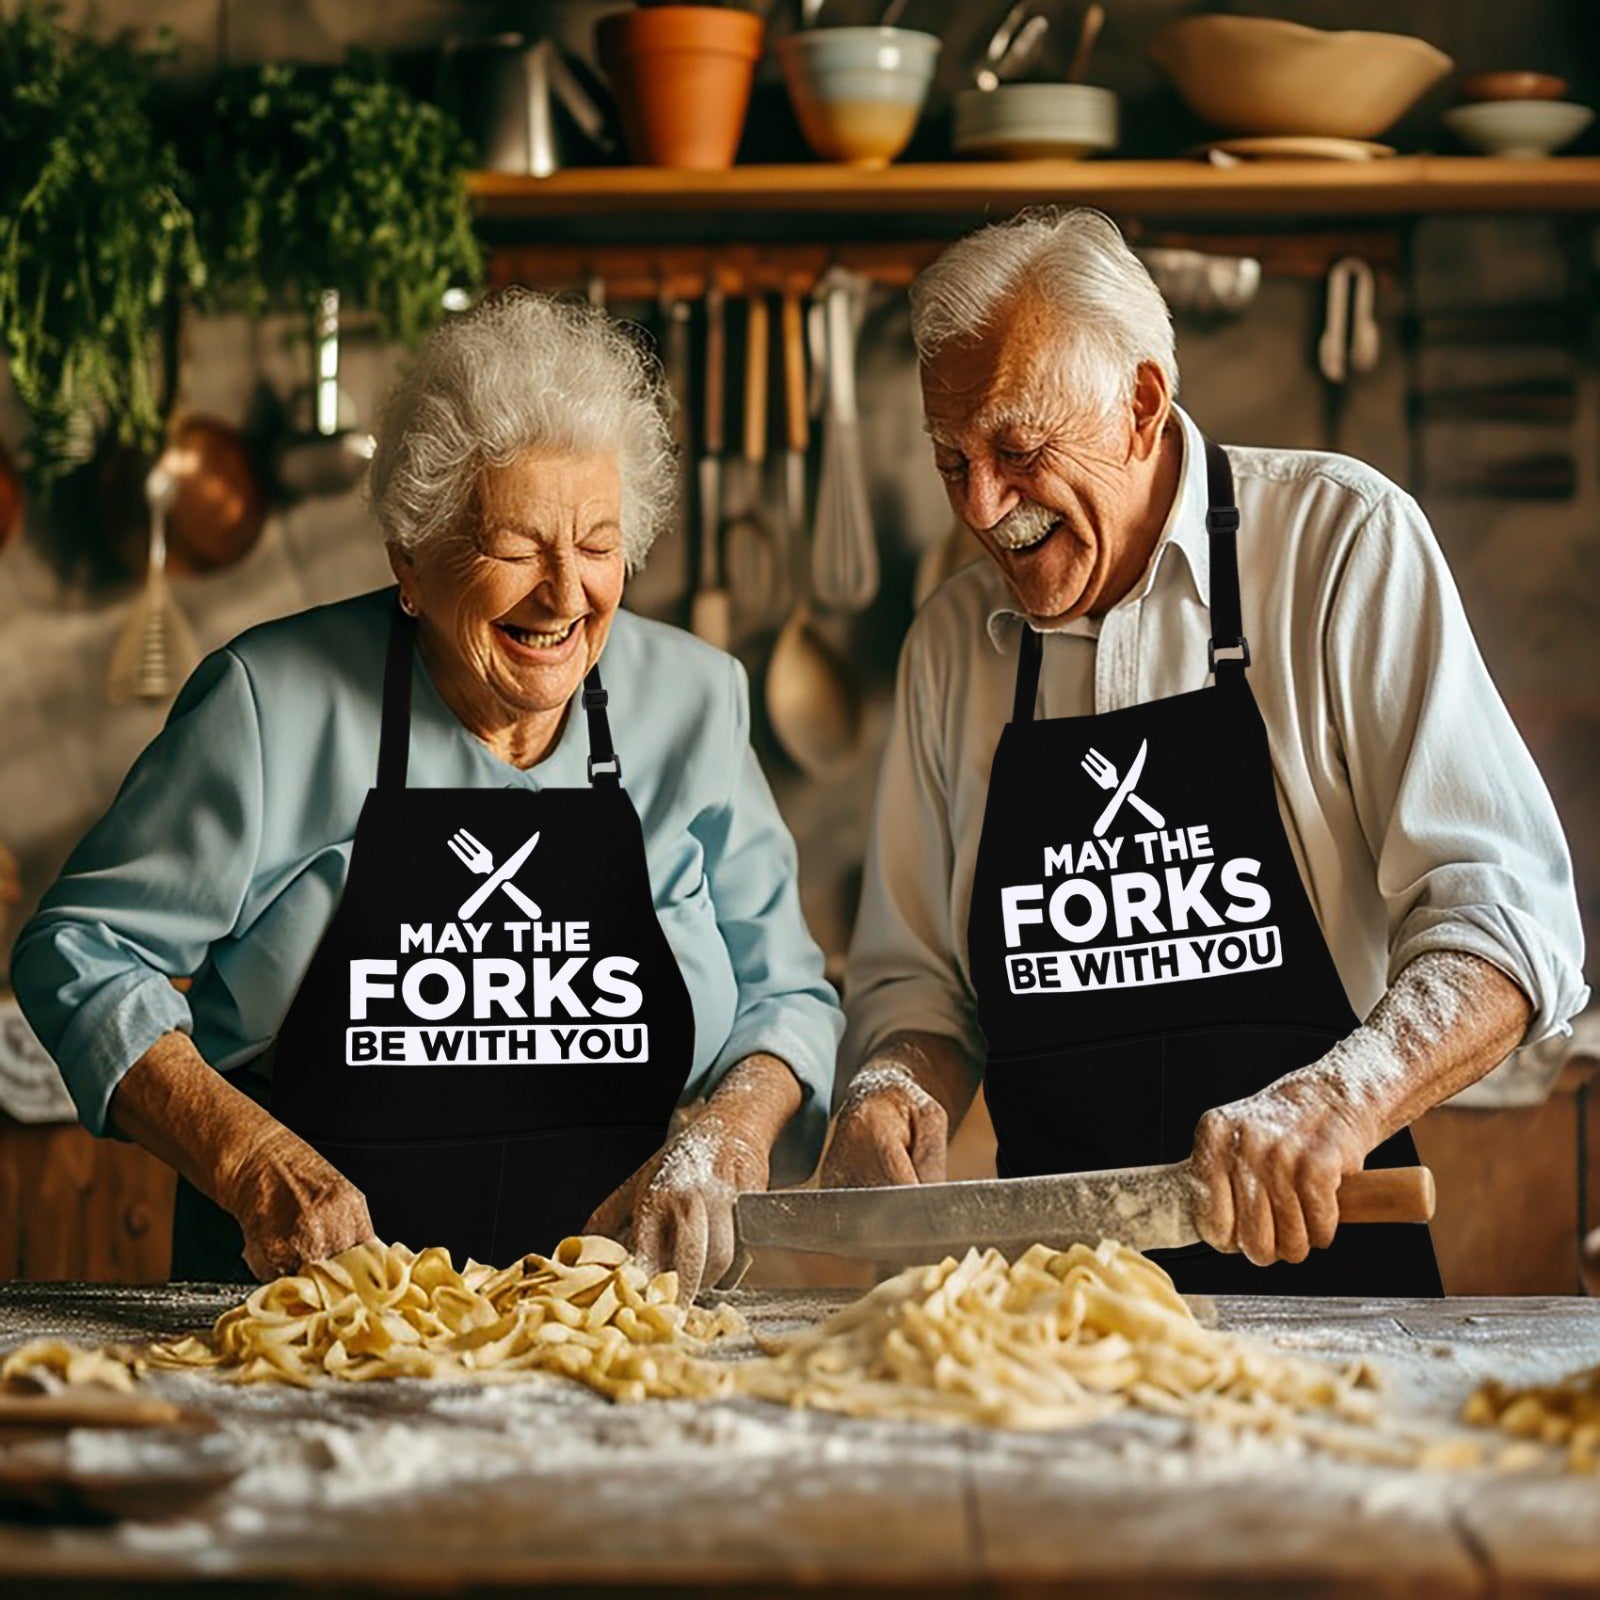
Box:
[842,405,1589,1085]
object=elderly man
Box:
[825,209,1588,1294]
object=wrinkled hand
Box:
[819,1063,948,1190]
[585,1108,769,1301]
[1191,1074,1376,1267]
[219,1124,376,1281]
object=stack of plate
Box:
[953,85,1117,160]
[1441,70,1592,160]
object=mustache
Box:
[986,500,1061,551]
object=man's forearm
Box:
[705,1053,804,1147]
[1286,950,1532,1146]
[857,1030,983,1126]
[108,1031,280,1207]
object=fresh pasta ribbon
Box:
[1465,1365,1600,1473]
[735,1239,1385,1438]
[1,1338,144,1392]
[148,1235,743,1398]
[20,1234,1582,1474]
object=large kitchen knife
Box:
[732,1161,1434,1266]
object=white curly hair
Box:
[369,289,677,572]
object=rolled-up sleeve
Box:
[841,620,984,1087]
[693,657,844,1176]
[11,648,264,1135]
[1327,491,1589,1045]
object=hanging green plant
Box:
[0,2,202,486]
[193,57,484,347]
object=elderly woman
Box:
[13,291,842,1294]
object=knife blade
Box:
[1093,736,1148,837]
[458,831,540,921]
[733,1161,1434,1266]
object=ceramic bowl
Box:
[953,85,1118,160]
[1459,71,1568,104]
[1147,15,1453,139]
[776,27,941,168]
[1443,99,1593,157]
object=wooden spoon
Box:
[724,290,779,631]
[690,282,732,651]
[766,283,862,777]
[1066,2,1105,83]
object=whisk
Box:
[810,272,878,613]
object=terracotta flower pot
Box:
[597,6,764,170]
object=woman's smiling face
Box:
[394,448,626,725]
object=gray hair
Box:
[909,208,1178,416]
[369,289,676,571]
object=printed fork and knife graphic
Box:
[1081,741,1165,837]
[447,829,542,920]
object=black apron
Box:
[965,437,1442,1297]
[170,593,694,1280]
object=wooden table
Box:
[0,1283,1597,1598]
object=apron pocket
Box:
[315,1122,668,1269]
[1156,1021,1346,1161]
[987,1021,1351,1175]
[988,1035,1164,1176]
[313,1135,507,1267]
[491,1122,669,1264]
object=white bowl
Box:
[953,85,1117,159]
[1148,16,1451,139]
[777,26,940,168]
[1442,99,1593,157]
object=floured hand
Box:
[1190,1073,1374,1266]
[1191,951,1531,1267]
[585,1052,801,1300]
[819,1060,949,1190]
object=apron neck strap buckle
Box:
[1208,635,1251,672]
[588,753,622,786]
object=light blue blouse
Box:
[12,587,843,1176]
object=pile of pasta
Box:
[17,1231,1594,1474]
[736,1239,1400,1448]
[1465,1365,1600,1474]
[146,1235,742,1399]
[1,1338,143,1392]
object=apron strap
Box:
[377,591,416,792]
[582,665,621,788]
[377,591,623,790]
[1012,624,1044,724]
[1203,438,1251,676]
[1007,432,1250,718]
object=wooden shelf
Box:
[470,157,1600,223]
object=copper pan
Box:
[101,413,266,578]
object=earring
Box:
[399,591,419,617]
